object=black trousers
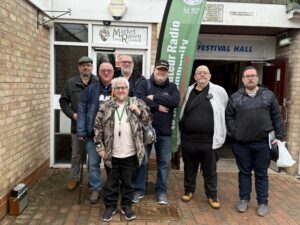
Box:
[181,140,218,199]
[104,155,138,209]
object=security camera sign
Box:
[93,25,148,47]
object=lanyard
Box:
[116,101,128,136]
[116,101,127,122]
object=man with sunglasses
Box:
[114,54,145,97]
[77,62,114,204]
[225,66,285,216]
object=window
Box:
[55,23,88,42]
[54,46,88,94]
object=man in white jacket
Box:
[179,65,228,209]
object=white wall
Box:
[34,0,300,29]
[51,0,167,23]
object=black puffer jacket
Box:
[225,85,285,143]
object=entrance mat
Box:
[134,204,180,221]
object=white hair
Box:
[111,77,130,89]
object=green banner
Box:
[156,0,206,152]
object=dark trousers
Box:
[104,155,138,209]
[232,141,271,205]
[181,140,217,199]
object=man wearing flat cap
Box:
[132,59,180,205]
[59,56,98,192]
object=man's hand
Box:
[272,139,279,145]
[72,113,78,120]
[78,137,87,141]
[98,150,107,159]
[158,105,169,112]
[147,95,154,101]
[128,104,141,115]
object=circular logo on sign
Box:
[99,28,110,42]
[183,0,203,5]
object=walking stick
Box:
[77,139,86,204]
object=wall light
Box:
[108,0,127,20]
[279,37,292,47]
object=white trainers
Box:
[132,192,144,203]
[157,193,168,205]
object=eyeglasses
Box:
[100,69,113,74]
[243,75,258,79]
[195,72,210,75]
[121,61,133,64]
[114,86,128,91]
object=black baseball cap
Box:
[155,59,169,70]
[78,56,93,64]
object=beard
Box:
[82,72,91,78]
[121,67,133,76]
[154,76,168,86]
[245,82,257,91]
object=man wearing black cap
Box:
[132,59,180,205]
[59,56,98,191]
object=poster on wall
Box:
[156,0,207,152]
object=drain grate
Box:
[133,204,180,221]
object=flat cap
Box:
[78,56,93,64]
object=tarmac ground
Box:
[1,159,300,225]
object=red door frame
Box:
[262,58,288,122]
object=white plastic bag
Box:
[276,141,296,167]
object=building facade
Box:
[1,0,300,219]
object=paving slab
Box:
[1,163,300,225]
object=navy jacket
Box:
[134,75,180,136]
[225,85,285,143]
[77,81,112,138]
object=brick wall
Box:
[0,0,50,219]
[151,24,158,68]
[276,30,300,175]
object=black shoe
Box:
[101,207,116,222]
[121,207,136,221]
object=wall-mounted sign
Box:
[196,34,276,60]
[92,25,148,47]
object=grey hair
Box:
[111,77,130,89]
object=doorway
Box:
[51,48,147,167]
[191,59,288,159]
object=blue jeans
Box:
[133,135,171,195]
[86,138,102,192]
[232,141,271,205]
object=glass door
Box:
[92,49,146,78]
[51,48,147,167]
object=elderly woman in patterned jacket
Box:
[94,77,152,222]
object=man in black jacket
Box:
[59,56,98,191]
[114,55,145,97]
[225,66,285,217]
[132,59,180,205]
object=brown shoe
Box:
[181,193,193,202]
[208,197,221,209]
[67,180,78,191]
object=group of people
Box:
[60,55,284,221]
